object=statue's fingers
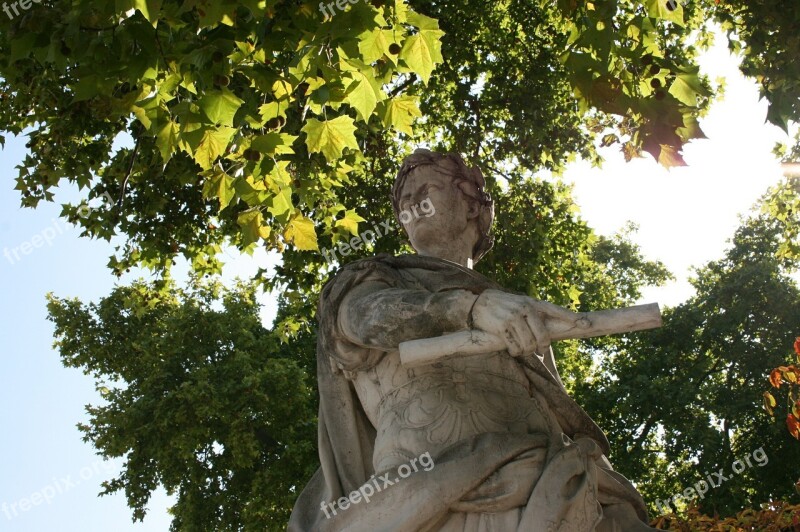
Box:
[510,318,537,356]
[524,313,551,355]
[503,325,524,357]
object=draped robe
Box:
[288,254,655,532]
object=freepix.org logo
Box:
[2,0,44,21]
[318,0,361,19]
[320,197,435,266]
[320,451,435,519]
[654,447,769,515]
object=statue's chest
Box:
[353,352,556,471]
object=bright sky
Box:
[0,30,795,532]
[565,37,795,306]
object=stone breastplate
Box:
[352,350,558,473]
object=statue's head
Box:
[392,149,494,264]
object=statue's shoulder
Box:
[323,254,500,301]
[319,254,400,310]
[324,253,402,284]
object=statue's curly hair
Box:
[391,149,494,262]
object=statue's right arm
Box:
[337,281,480,351]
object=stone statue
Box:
[288,149,660,531]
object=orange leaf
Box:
[794,336,800,358]
[788,414,800,440]
[770,368,783,388]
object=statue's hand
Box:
[470,289,579,357]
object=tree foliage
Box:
[47,279,318,530]
[578,214,800,517]
[1,0,797,280]
[762,176,800,262]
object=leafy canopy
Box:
[3,0,798,280]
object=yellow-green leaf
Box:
[198,88,244,127]
[335,209,367,236]
[399,26,444,84]
[644,0,684,26]
[284,213,318,251]
[380,96,422,135]
[358,28,396,63]
[269,187,293,220]
[344,71,382,122]
[189,126,236,170]
[669,72,709,106]
[238,209,270,245]
[156,120,180,163]
[302,115,359,162]
[272,80,294,101]
[258,102,286,125]
[763,391,776,416]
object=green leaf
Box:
[134,0,162,26]
[204,171,236,211]
[676,117,707,142]
[197,1,238,27]
[71,75,101,103]
[198,88,244,127]
[357,28,396,63]
[398,28,444,84]
[187,126,236,170]
[669,72,709,106]
[766,102,791,133]
[302,116,359,162]
[343,70,383,122]
[238,209,270,245]
[643,0,684,26]
[380,96,422,135]
[156,120,180,163]
[284,213,318,251]
[335,209,367,236]
[251,133,297,155]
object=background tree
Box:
[47,279,319,529]
[577,213,800,517]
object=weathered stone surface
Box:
[289,150,658,531]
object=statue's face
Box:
[397,162,478,259]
